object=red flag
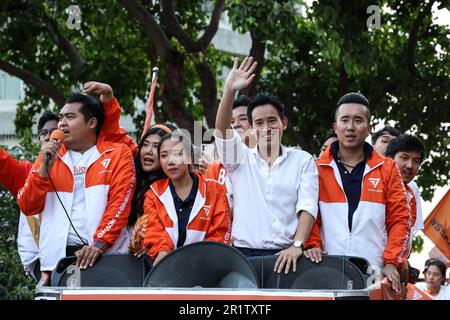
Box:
[141,67,159,139]
[423,187,450,260]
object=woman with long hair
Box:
[128,123,176,256]
[142,132,232,265]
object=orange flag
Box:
[423,188,450,260]
[141,67,159,140]
[406,284,432,300]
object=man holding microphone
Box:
[17,91,136,283]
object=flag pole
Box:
[141,66,159,139]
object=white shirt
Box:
[17,213,39,275]
[409,180,424,234]
[215,129,318,249]
[416,282,450,300]
[66,146,97,245]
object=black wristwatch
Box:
[94,241,106,252]
[293,240,304,251]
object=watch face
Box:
[294,241,302,248]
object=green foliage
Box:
[1,0,151,131]
[0,0,448,298]
[0,200,36,299]
[228,0,299,39]
[0,147,36,300]
[412,235,424,254]
[0,134,40,299]
[259,0,450,200]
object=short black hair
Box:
[65,93,105,136]
[371,126,402,145]
[233,95,251,109]
[335,92,371,122]
[424,258,447,285]
[385,134,426,163]
[247,94,284,124]
[37,110,59,132]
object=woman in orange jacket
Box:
[128,123,176,256]
[142,133,232,265]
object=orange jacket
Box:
[0,96,134,200]
[17,138,136,270]
[0,147,33,198]
[100,97,138,157]
[305,146,412,269]
[143,173,232,259]
[204,161,234,209]
[204,161,227,185]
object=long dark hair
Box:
[128,123,176,226]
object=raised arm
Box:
[83,81,138,156]
[215,57,257,139]
[0,146,33,198]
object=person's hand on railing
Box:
[303,247,326,263]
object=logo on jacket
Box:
[202,205,211,216]
[101,159,111,169]
[368,178,380,188]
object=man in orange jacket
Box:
[17,89,136,283]
[304,92,412,293]
[0,82,137,199]
[2,82,136,282]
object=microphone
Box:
[45,129,65,166]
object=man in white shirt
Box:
[409,181,424,236]
[214,56,319,274]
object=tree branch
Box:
[339,62,348,96]
[241,31,266,97]
[197,0,225,50]
[0,59,66,107]
[406,0,435,81]
[162,0,199,52]
[42,11,85,70]
[118,0,173,59]
[162,0,225,53]
[195,59,218,128]
[370,81,397,112]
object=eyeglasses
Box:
[38,128,57,137]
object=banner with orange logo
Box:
[423,188,450,260]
